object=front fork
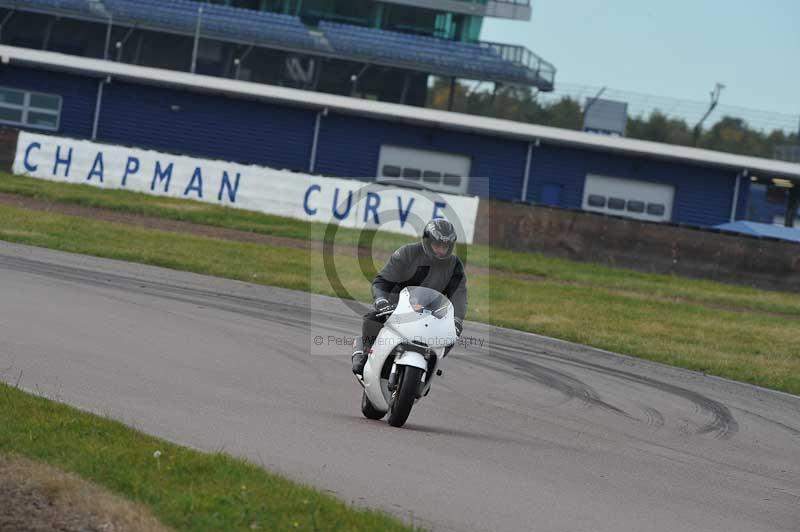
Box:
[388,355,437,399]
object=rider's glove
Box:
[374,297,395,316]
[455,317,463,337]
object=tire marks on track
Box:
[0,254,356,336]
[487,336,739,439]
[0,254,742,440]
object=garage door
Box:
[582,174,674,222]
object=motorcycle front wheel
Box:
[387,366,424,427]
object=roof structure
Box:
[0,0,554,88]
[714,221,800,243]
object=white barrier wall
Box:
[13,132,480,243]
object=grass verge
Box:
[0,382,417,531]
[1,172,798,318]
[0,200,798,395]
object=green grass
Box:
[0,174,798,530]
[0,172,416,250]
[0,382,417,531]
[0,201,798,395]
[2,172,798,319]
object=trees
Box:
[426,79,798,158]
[627,112,694,146]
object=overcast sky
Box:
[481,0,800,117]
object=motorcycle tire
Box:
[387,366,423,427]
[361,390,385,420]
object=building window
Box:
[0,87,61,131]
[442,174,462,187]
[627,200,645,213]
[0,107,23,123]
[382,163,467,191]
[587,194,606,207]
[382,165,401,177]
[607,197,626,210]
[422,170,442,184]
[646,203,666,216]
[0,88,24,106]
[402,167,421,180]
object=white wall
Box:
[13,132,480,243]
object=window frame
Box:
[0,87,62,131]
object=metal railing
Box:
[0,1,554,88]
[453,0,530,5]
[480,40,556,86]
[371,0,531,20]
[448,0,531,6]
[486,0,530,6]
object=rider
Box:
[351,218,467,375]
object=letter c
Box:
[24,142,41,172]
[304,184,321,216]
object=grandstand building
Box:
[0,0,554,106]
[0,2,798,230]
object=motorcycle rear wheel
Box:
[361,390,385,420]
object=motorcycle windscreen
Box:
[386,286,457,348]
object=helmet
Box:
[422,219,457,261]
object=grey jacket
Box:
[372,242,467,321]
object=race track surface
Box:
[1,242,798,532]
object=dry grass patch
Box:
[0,229,42,239]
[0,454,172,532]
[149,201,208,212]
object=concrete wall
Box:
[475,200,800,292]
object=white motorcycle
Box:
[356,286,457,427]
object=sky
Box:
[481,0,800,117]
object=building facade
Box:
[1,45,799,228]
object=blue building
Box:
[1,44,799,228]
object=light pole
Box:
[693,82,725,145]
[583,86,607,116]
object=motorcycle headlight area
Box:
[402,342,437,360]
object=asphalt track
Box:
[0,242,798,532]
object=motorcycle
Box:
[356,286,457,427]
